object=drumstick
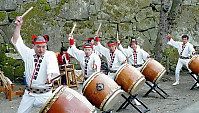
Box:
[50,72,65,82]
[68,22,76,40]
[116,31,119,41]
[121,54,133,65]
[96,23,102,33]
[93,60,95,70]
[14,7,33,23]
[70,22,76,34]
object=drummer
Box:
[12,16,60,113]
[117,36,150,70]
[88,37,102,57]
[67,34,101,81]
[168,33,198,86]
[95,33,126,79]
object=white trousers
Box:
[17,90,52,113]
[175,58,197,83]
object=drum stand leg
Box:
[190,72,199,90]
[116,94,150,113]
[143,81,169,99]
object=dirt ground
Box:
[1,73,199,113]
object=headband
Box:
[32,34,48,44]
[83,43,93,48]
[130,41,138,45]
[107,42,116,46]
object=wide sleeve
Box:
[188,44,195,56]
[118,44,128,57]
[117,50,126,64]
[141,49,149,61]
[95,42,109,57]
[46,52,60,78]
[11,34,31,61]
[67,45,84,61]
[167,38,180,49]
[95,55,101,72]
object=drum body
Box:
[114,64,146,95]
[140,58,166,84]
[40,86,96,113]
[188,55,199,75]
[82,72,123,111]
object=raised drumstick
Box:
[121,54,133,65]
[96,23,102,33]
[14,7,33,23]
[68,22,76,40]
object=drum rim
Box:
[114,64,128,81]
[153,68,166,84]
[140,58,152,73]
[128,76,146,95]
[39,85,66,113]
[82,72,102,94]
[100,87,123,111]
[188,55,199,68]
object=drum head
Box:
[101,89,123,111]
[40,86,66,113]
[153,68,166,84]
[129,76,146,95]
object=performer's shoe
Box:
[172,82,179,86]
[196,83,199,87]
[134,99,141,106]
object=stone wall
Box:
[0,0,199,77]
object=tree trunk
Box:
[154,0,169,56]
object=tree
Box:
[154,0,184,56]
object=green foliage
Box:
[51,20,56,26]
[38,0,47,4]
[0,12,6,21]
[0,44,25,83]
[44,4,51,11]
[61,0,69,4]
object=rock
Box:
[136,18,158,31]
[0,0,17,11]
[136,7,154,22]
[46,0,57,9]
[0,11,9,25]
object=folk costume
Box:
[57,47,70,65]
[67,39,101,80]
[11,34,60,113]
[95,37,126,79]
[118,41,149,70]
[168,35,196,85]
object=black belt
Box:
[26,85,52,94]
[179,56,190,59]
[132,64,143,68]
[109,70,117,73]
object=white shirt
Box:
[95,42,126,71]
[167,38,195,57]
[118,44,149,65]
[11,35,60,89]
[67,45,101,78]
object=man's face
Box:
[33,43,47,56]
[131,43,137,51]
[84,48,93,57]
[90,40,94,45]
[62,51,66,54]
[108,45,116,53]
[182,37,188,44]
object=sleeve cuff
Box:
[96,37,99,42]
[70,39,74,45]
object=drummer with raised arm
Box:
[95,33,126,80]
[12,16,60,113]
[117,36,150,70]
[167,33,197,86]
[67,33,101,81]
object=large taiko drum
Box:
[114,64,146,95]
[82,72,123,111]
[188,55,199,75]
[140,58,166,84]
[40,86,96,113]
